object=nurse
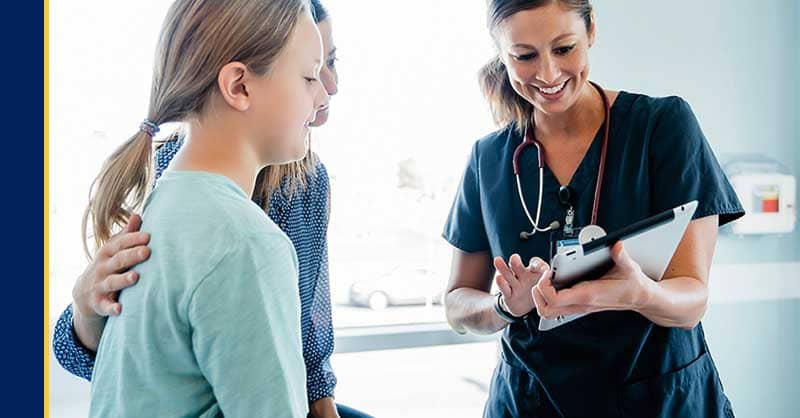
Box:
[443,1,744,417]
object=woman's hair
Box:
[310,0,328,23]
[83,0,310,255]
[479,0,593,134]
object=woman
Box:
[54,1,370,417]
[83,0,328,416]
[443,1,743,417]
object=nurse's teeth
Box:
[537,80,567,94]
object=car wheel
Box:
[368,292,389,311]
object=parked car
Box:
[348,267,445,310]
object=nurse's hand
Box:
[494,254,549,317]
[531,242,650,319]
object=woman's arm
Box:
[305,251,339,416]
[632,215,717,328]
[52,216,150,380]
[444,249,509,335]
[52,304,98,381]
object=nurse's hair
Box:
[158,0,331,212]
[83,0,311,255]
[479,0,593,134]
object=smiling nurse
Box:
[443,1,744,417]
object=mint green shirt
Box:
[89,171,308,418]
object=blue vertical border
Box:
[1,0,50,414]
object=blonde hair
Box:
[479,0,593,135]
[83,0,310,255]
[253,151,317,210]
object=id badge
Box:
[548,227,582,263]
[541,227,589,331]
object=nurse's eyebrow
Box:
[511,33,577,50]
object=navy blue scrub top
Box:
[443,92,744,417]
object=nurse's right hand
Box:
[493,254,549,318]
[72,214,151,351]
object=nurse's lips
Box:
[531,78,571,100]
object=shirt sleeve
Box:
[300,161,337,402]
[188,232,308,418]
[442,141,491,252]
[51,304,97,381]
[648,97,745,227]
[304,239,337,402]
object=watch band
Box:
[494,293,527,323]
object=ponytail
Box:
[82,124,156,257]
[478,56,532,135]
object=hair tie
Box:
[139,119,160,137]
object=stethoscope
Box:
[515,81,611,240]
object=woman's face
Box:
[495,2,595,116]
[309,17,339,127]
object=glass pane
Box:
[318,1,496,328]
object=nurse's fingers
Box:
[547,304,593,319]
[508,254,529,283]
[495,274,513,298]
[533,284,588,319]
[531,284,549,318]
[610,241,638,272]
[493,256,518,286]
[527,257,549,273]
[553,282,596,307]
[536,274,560,304]
[538,274,588,306]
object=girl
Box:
[83,1,328,416]
[54,1,370,416]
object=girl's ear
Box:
[217,61,251,112]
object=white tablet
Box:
[539,200,698,331]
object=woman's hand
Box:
[72,214,151,351]
[494,254,550,317]
[308,397,340,418]
[531,242,652,320]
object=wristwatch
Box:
[493,293,527,323]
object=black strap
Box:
[493,293,527,323]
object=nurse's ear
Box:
[587,13,596,48]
